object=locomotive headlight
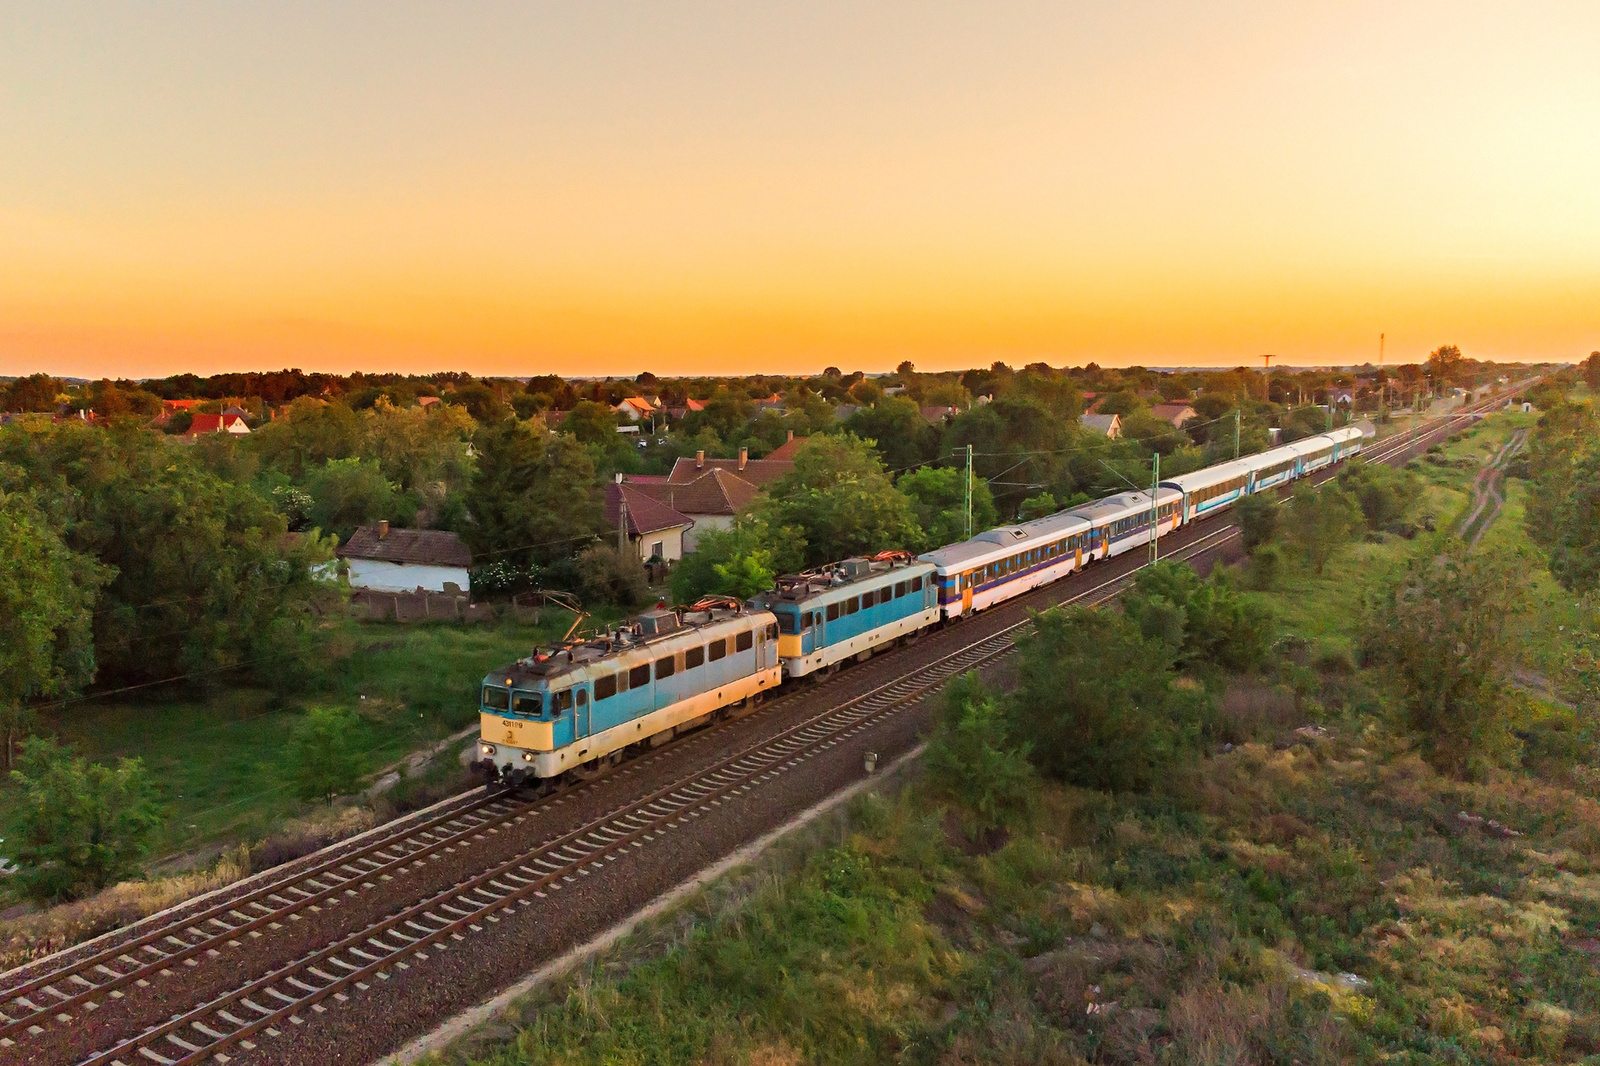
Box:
[481,744,496,756]
[521,751,535,762]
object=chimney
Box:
[738,446,748,470]
[786,429,794,442]
[695,450,705,468]
[378,520,390,539]
[615,472,624,483]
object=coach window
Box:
[629,663,651,689]
[552,689,574,713]
[655,655,675,680]
[708,638,726,661]
[685,645,705,669]
[594,675,617,701]
[736,629,754,652]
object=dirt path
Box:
[1457,428,1528,548]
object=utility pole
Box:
[617,481,629,555]
[1233,409,1241,460]
[964,444,973,540]
[1149,451,1160,564]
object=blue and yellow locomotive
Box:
[474,599,779,786]
[752,553,938,679]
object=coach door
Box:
[961,572,973,613]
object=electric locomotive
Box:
[474,598,779,786]
[751,553,938,679]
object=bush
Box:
[576,543,650,607]
[1122,560,1273,672]
[1233,492,1278,553]
[1009,607,1208,791]
[282,706,367,803]
[923,672,1035,835]
[1285,483,1362,574]
[1246,542,1287,590]
[7,738,163,904]
[1362,543,1529,776]
[1337,460,1416,531]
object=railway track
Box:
[0,383,1525,1066]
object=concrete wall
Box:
[681,514,732,553]
[630,525,686,563]
[346,559,470,594]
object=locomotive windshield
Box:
[481,685,510,711]
[775,606,802,634]
[511,691,542,718]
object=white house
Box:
[338,523,472,593]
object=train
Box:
[473,425,1364,787]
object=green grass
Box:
[11,614,585,856]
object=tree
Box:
[1,423,337,689]
[466,419,604,569]
[283,706,367,802]
[1584,352,1600,391]
[1363,544,1528,776]
[1285,483,1362,574]
[753,435,921,567]
[669,523,784,604]
[565,400,623,447]
[1544,445,1600,594]
[1017,491,1058,522]
[245,397,364,477]
[576,543,649,607]
[1337,460,1415,532]
[1427,345,1464,391]
[1008,607,1206,792]
[1234,491,1278,553]
[896,466,998,549]
[9,738,163,903]
[843,397,940,472]
[303,457,406,541]
[0,494,108,770]
[924,672,1036,836]
[2,373,62,412]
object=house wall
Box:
[630,525,686,563]
[681,513,733,552]
[345,559,471,594]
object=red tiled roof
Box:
[685,398,708,411]
[186,413,249,435]
[338,526,472,567]
[605,483,691,536]
[1149,403,1196,427]
[627,469,761,517]
[919,405,957,424]
[667,455,793,488]
[763,435,807,461]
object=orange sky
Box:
[3,2,1598,379]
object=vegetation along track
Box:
[1458,428,1529,548]
[0,385,1523,1066]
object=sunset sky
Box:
[3,2,1598,379]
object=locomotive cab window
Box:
[482,686,510,711]
[911,576,923,592]
[735,629,754,652]
[766,622,778,640]
[551,689,573,713]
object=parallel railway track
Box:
[0,383,1526,1066]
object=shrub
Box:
[1234,492,1279,553]
[1362,542,1528,776]
[1122,560,1273,672]
[1009,607,1207,791]
[923,672,1036,835]
[1337,460,1416,531]
[1285,483,1363,574]
[282,706,367,802]
[576,542,650,607]
[7,738,163,904]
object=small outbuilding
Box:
[338,523,473,593]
